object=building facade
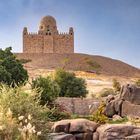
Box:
[23,16,74,53]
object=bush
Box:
[113,79,121,92]
[91,102,108,124]
[0,47,28,86]
[136,79,140,87]
[31,76,60,106]
[98,88,115,97]
[54,69,88,97]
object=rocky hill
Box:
[16,53,140,78]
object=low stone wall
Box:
[55,97,100,115]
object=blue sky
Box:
[0,0,140,68]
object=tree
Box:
[31,76,60,106]
[54,69,88,97]
[0,47,28,86]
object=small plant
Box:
[113,79,121,92]
[91,102,108,124]
[135,79,140,87]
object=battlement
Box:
[23,16,74,53]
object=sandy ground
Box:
[26,67,137,98]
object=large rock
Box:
[52,119,99,133]
[122,101,140,117]
[104,97,123,117]
[120,84,140,105]
[49,133,76,140]
[96,124,140,140]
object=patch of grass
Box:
[108,117,128,124]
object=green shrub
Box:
[113,79,121,92]
[136,79,140,87]
[91,102,108,124]
[54,69,88,97]
[0,47,28,86]
[99,88,115,97]
[31,76,60,106]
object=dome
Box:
[39,16,57,34]
[40,16,56,27]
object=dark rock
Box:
[52,120,70,133]
[48,132,76,140]
[74,133,93,140]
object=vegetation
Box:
[0,47,28,86]
[135,79,140,87]
[79,57,101,73]
[98,88,115,97]
[31,76,60,106]
[54,69,88,97]
[113,79,121,92]
[108,117,128,124]
[0,84,49,139]
[91,102,108,124]
[61,57,70,69]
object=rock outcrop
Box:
[50,119,140,140]
[105,84,140,117]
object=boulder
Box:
[52,119,99,133]
[96,124,140,140]
[120,84,140,105]
[48,133,76,140]
[104,97,123,117]
[69,119,99,133]
[122,101,140,117]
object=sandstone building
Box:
[23,16,74,53]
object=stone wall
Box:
[55,97,99,115]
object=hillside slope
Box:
[16,53,140,77]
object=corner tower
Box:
[23,16,74,53]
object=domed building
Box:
[23,16,74,53]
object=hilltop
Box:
[16,53,140,78]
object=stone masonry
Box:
[23,16,74,53]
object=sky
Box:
[0,0,140,68]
